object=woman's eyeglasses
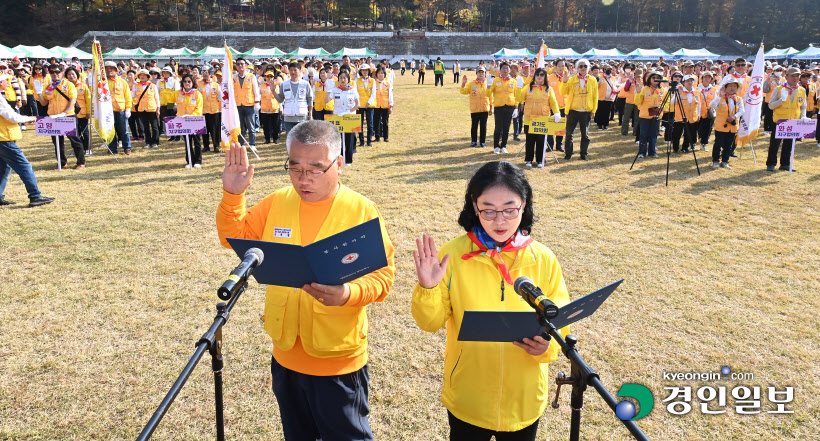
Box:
[476,203,524,221]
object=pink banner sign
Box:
[35,116,78,136]
[775,119,817,139]
[164,116,207,136]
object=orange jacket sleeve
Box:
[216,190,273,248]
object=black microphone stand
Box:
[136,281,248,441]
[537,313,650,441]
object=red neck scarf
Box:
[532,84,547,91]
[462,229,533,285]
[783,83,798,92]
[578,74,587,80]
[181,88,197,96]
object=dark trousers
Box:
[671,121,698,152]
[237,105,256,145]
[638,118,660,156]
[342,133,356,164]
[547,109,565,151]
[271,357,372,441]
[564,110,591,158]
[357,108,374,143]
[138,112,160,146]
[313,109,329,121]
[615,97,626,124]
[260,112,281,143]
[698,117,715,145]
[712,131,735,163]
[203,112,222,151]
[52,135,85,166]
[594,100,613,128]
[470,112,488,144]
[448,411,539,441]
[401,67,405,75]
[513,105,523,136]
[77,117,90,152]
[453,72,460,83]
[373,108,389,140]
[493,105,515,148]
[128,112,144,139]
[183,134,202,165]
[621,103,638,135]
[108,111,131,152]
[524,126,546,164]
[418,72,425,84]
[25,94,38,117]
[435,73,444,86]
[159,105,175,135]
[662,112,674,141]
[762,103,775,132]
[766,131,795,169]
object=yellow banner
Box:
[325,114,362,133]
[530,115,566,136]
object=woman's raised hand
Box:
[413,233,450,289]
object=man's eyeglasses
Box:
[476,203,524,221]
[283,156,339,178]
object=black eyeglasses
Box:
[283,156,339,178]
[535,73,546,77]
[476,203,524,221]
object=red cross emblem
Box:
[341,253,359,264]
[222,90,229,102]
[750,84,761,96]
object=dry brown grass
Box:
[1,72,818,440]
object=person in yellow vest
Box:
[198,66,222,153]
[762,65,784,135]
[104,61,133,154]
[515,67,561,168]
[38,64,85,169]
[453,60,461,83]
[460,65,492,147]
[176,74,204,168]
[488,62,518,154]
[433,57,445,87]
[619,65,639,136]
[217,121,395,440]
[669,75,701,153]
[355,64,376,146]
[260,70,282,144]
[373,67,393,143]
[547,59,569,152]
[29,63,48,116]
[400,59,406,76]
[412,161,569,440]
[559,59,598,161]
[634,70,665,158]
[18,66,36,119]
[697,71,718,151]
[709,77,745,169]
[66,67,92,158]
[799,71,816,117]
[312,68,334,121]
[125,69,145,143]
[0,73,54,207]
[418,60,426,84]
[233,58,262,150]
[594,65,618,130]
[661,71,683,143]
[158,67,180,141]
[766,67,807,172]
[134,69,161,149]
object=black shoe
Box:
[480,143,487,147]
[513,135,521,141]
[730,153,738,158]
[470,142,477,147]
[564,156,572,161]
[580,155,589,161]
[0,198,16,206]
[556,147,564,152]
[778,167,796,172]
[766,165,777,172]
[366,141,372,147]
[384,139,389,143]
[374,137,380,142]
[29,196,55,207]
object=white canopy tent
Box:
[51,46,92,60]
[671,48,720,60]
[13,45,61,59]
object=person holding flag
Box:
[90,40,116,155]
[735,45,766,153]
[104,61,132,155]
[219,43,241,154]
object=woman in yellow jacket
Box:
[66,67,92,158]
[176,74,204,168]
[412,161,570,440]
[372,67,393,142]
[515,68,561,168]
[460,66,492,147]
[633,70,665,158]
[260,70,282,144]
[669,74,701,153]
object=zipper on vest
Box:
[500,279,505,301]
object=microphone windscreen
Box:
[245,247,264,265]
[514,276,534,295]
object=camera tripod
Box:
[630,82,701,186]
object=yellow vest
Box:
[560,75,599,113]
[5,83,16,102]
[313,80,334,112]
[374,80,391,109]
[44,79,77,116]
[0,107,22,141]
[233,73,256,107]
[547,73,567,107]
[672,89,700,123]
[356,77,375,106]
[460,79,492,113]
[108,77,131,112]
[74,81,91,118]
[634,86,664,119]
[260,82,280,113]
[260,185,393,359]
[772,86,806,121]
[134,82,158,113]
[714,95,742,133]
[489,77,517,107]
[699,86,718,118]
[159,78,178,106]
[176,89,203,116]
[516,85,559,126]
[199,80,221,114]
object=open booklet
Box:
[226,218,388,288]
[458,279,624,342]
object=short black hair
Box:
[288,62,299,70]
[457,161,535,235]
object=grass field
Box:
[1,72,819,440]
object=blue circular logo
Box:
[615,400,636,420]
[721,366,731,376]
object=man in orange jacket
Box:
[217,120,395,441]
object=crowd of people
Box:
[457,57,820,171]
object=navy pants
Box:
[271,357,372,441]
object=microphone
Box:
[514,276,559,320]
[218,248,264,300]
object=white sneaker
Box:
[493,148,501,154]
[763,131,771,136]
[152,144,159,149]
[501,148,508,154]
[537,163,545,169]
[720,162,731,169]
[712,162,719,169]
[701,144,709,152]
[118,142,122,148]
[638,154,645,158]
[817,143,820,148]
[20,125,27,131]
[193,164,201,169]
[143,144,150,149]
[184,164,192,169]
[525,162,532,168]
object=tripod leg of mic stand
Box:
[211,303,226,441]
[666,138,671,187]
